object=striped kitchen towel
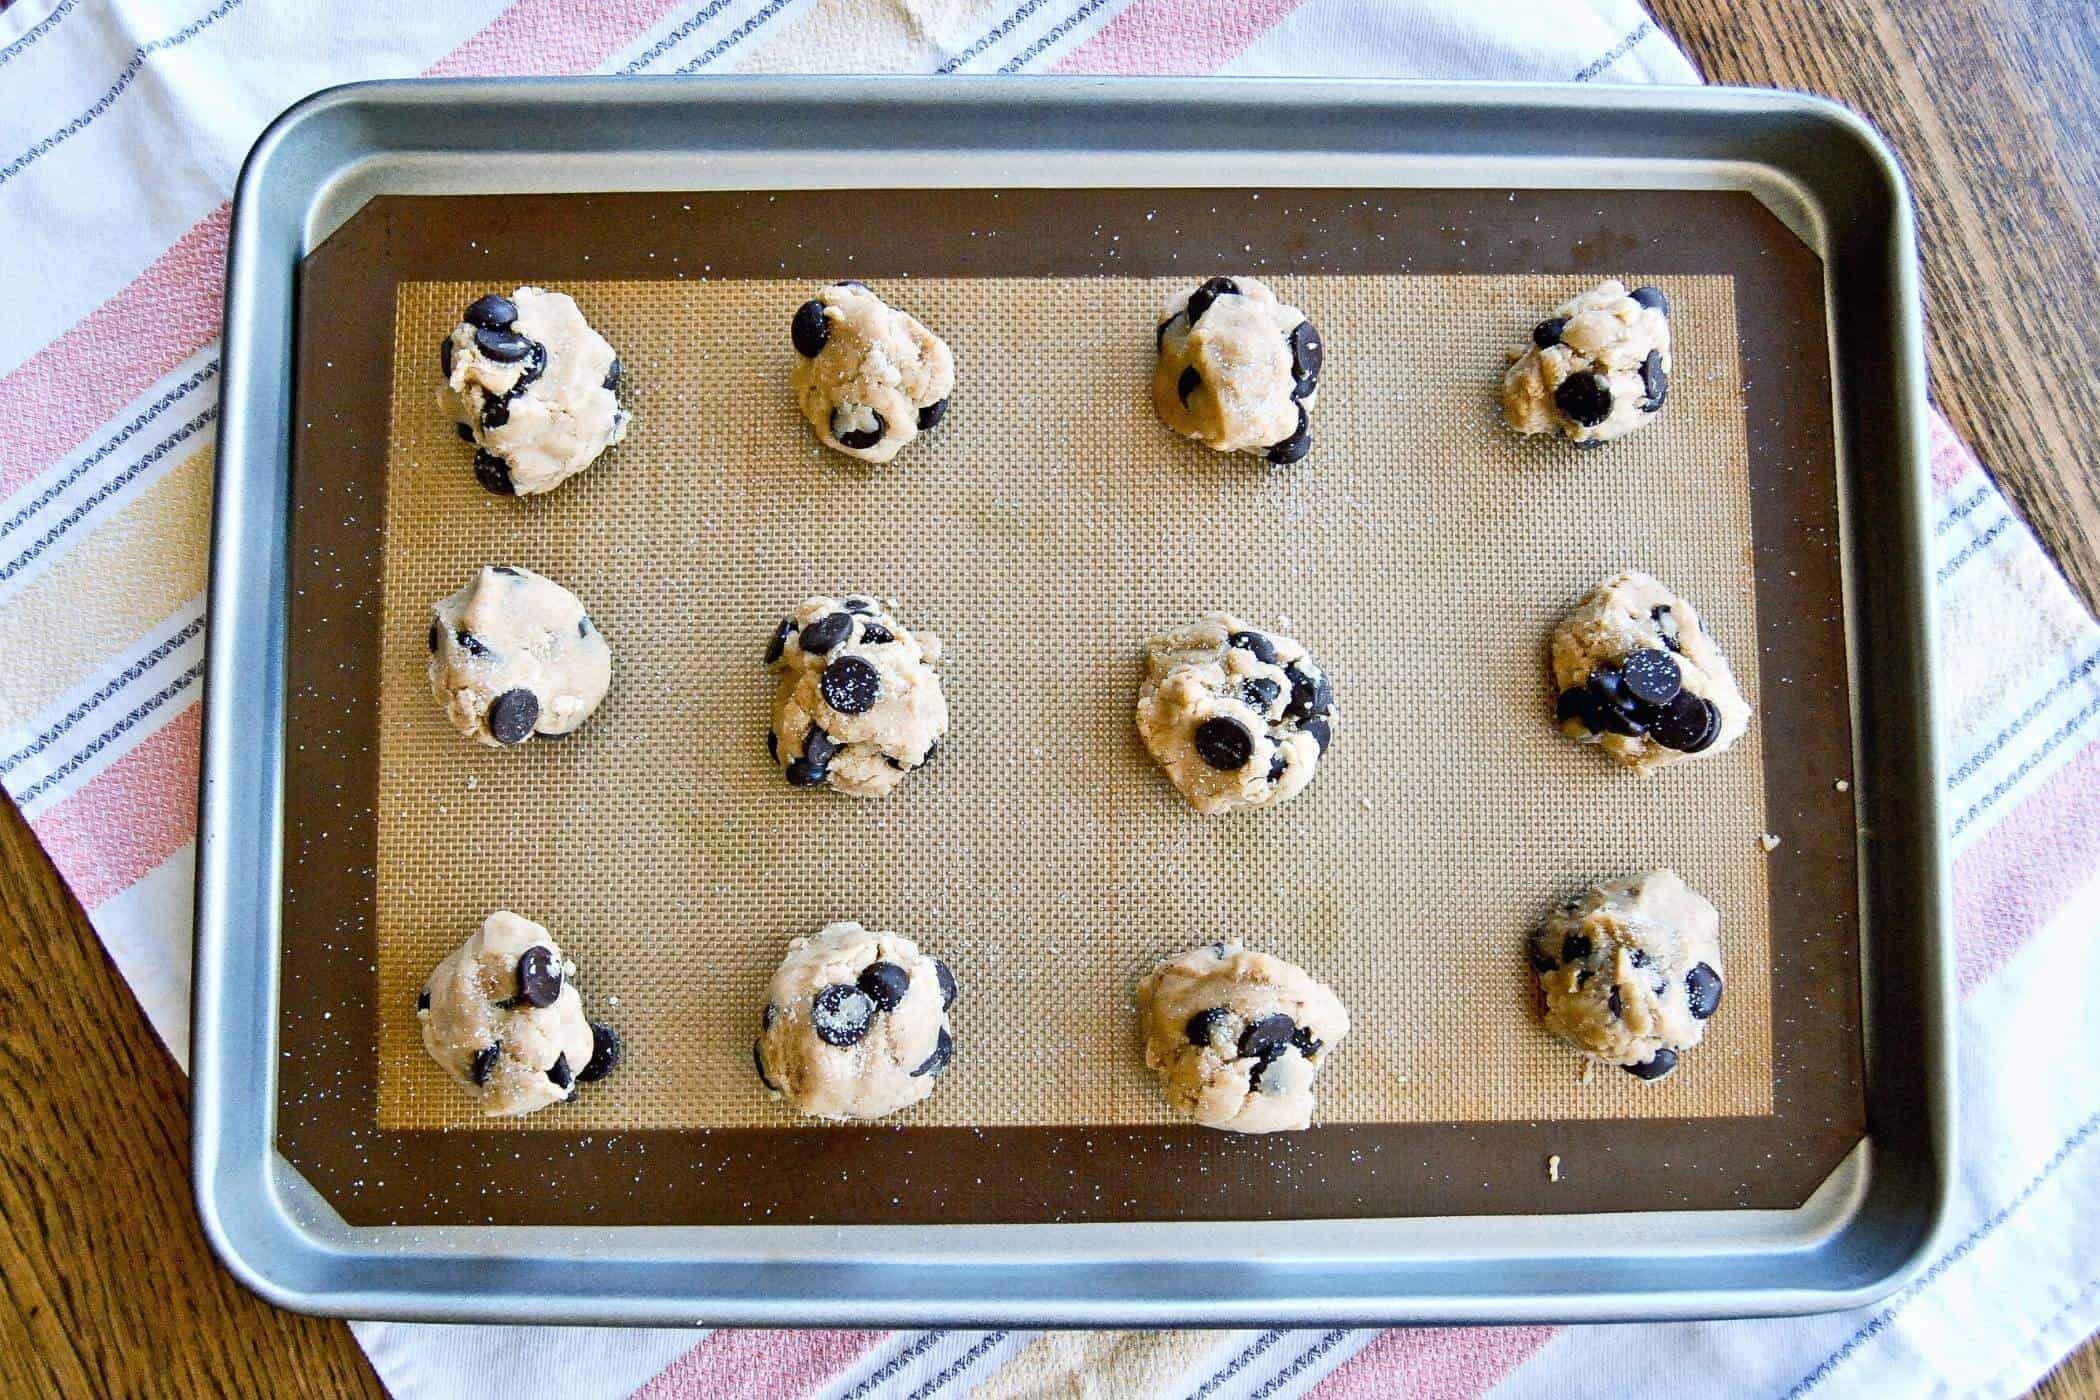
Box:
[2,2,2095,1397]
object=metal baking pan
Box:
[194,76,1950,1325]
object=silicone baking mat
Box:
[279,188,1862,1225]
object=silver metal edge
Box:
[192,76,1952,1326]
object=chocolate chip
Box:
[463,294,519,330]
[1686,963,1723,1019]
[1528,932,1558,974]
[474,326,533,362]
[762,1002,779,1031]
[487,688,540,745]
[858,960,911,1011]
[515,945,563,1008]
[1185,276,1237,326]
[1649,690,1720,752]
[1580,668,1647,737]
[803,726,840,768]
[579,616,592,637]
[1608,985,1624,1018]
[480,396,511,429]
[811,983,875,1047]
[858,622,894,646]
[1630,285,1669,316]
[1187,1007,1232,1047]
[1554,371,1615,428]
[821,655,881,714]
[1241,677,1281,712]
[1620,649,1682,707]
[513,341,546,393]
[1156,316,1175,353]
[1559,932,1593,965]
[844,598,873,613]
[911,1027,954,1077]
[766,617,795,664]
[603,357,622,393]
[473,450,515,496]
[835,279,870,291]
[1266,754,1287,783]
[917,397,948,431]
[1532,317,1566,349]
[1266,404,1312,464]
[1572,437,1607,452]
[454,421,474,443]
[1238,1012,1296,1059]
[832,407,887,451]
[427,621,441,653]
[577,1023,621,1081]
[440,336,455,377]
[1229,630,1278,663]
[921,739,940,766]
[1301,716,1332,754]
[417,986,431,1012]
[1283,661,1332,721]
[1194,715,1254,770]
[1289,1025,1323,1058]
[766,729,779,761]
[454,628,488,657]
[1556,687,1598,731]
[1640,350,1668,412]
[792,299,830,357]
[1288,320,1323,394]
[470,1043,500,1085]
[799,611,852,654]
[1623,1047,1678,1081]
[785,758,827,787]
[492,566,520,578]
[1176,365,1201,404]
[547,1053,574,1090]
[753,1039,777,1091]
[935,959,957,1010]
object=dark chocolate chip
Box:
[1241,677,1281,712]
[1576,968,1593,988]
[832,407,887,451]
[1686,962,1724,1019]
[454,421,474,443]
[753,1039,777,1091]
[579,616,592,637]
[821,655,882,714]
[1289,1025,1323,1058]
[858,621,894,646]
[911,1026,954,1077]
[1532,317,1567,349]
[917,397,948,431]
[1176,364,1201,404]
[577,1023,621,1082]
[1527,932,1558,974]
[463,294,519,330]
[1266,403,1312,464]
[1630,285,1670,316]
[487,687,540,745]
[603,357,622,393]
[1629,948,1652,967]
[1156,316,1176,353]
[470,1043,500,1085]
[1301,716,1332,754]
[1572,437,1608,451]
[515,944,563,1008]
[1288,319,1323,393]
[1608,985,1625,1019]
[1623,1047,1678,1081]
[835,279,870,291]
[1282,661,1333,721]
[799,610,853,654]
[1652,604,1683,653]
[1238,1012,1296,1059]
[766,616,795,664]
[1193,715,1254,770]
[792,299,830,357]
[1649,690,1720,752]
[803,727,841,768]
[1581,670,1646,737]
[934,959,957,1010]
[474,325,533,362]
[455,627,488,657]
[1185,276,1238,326]
[844,597,874,613]
[1250,1049,1292,1093]
[858,960,911,1012]
[766,729,779,761]
[1560,932,1593,965]
[440,336,455,377]
[811,983,875,1047]
[427,620,441,653]
[1640,350,1668,412]
[1266,754,1287,783]
[921,738,940,766]
[491,566,520,578]
[473,450,515,496]
[1556,686,1598,731]
[513,340,546,393]
[763,1002,777,1030]
[417,986,431,1012]
[1620,648,1683,707]
[1229,630,1278,663]
[1554,371,1615,428]
[1187,1007,1232,1047]
[547,1053,574,1090]
[480,395,511,429]
[785,758,828,788]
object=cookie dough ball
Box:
[439,287,629,495]
[1530,870,1723,1081]
[1136,613,1334,813]
[1550,570,1750,773]
[1501,280,1670,445]
[1153,276,1322,463]
[789,282,954,464]
[417,911,620,1117]
[1136,942,1348,1134]
[766,594,946,797]
[428,565,611,747]
[753,921,957,1120]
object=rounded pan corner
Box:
[189,1147,340,1319]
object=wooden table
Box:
[3,4,2097,1393]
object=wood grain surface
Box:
[0,3,2096,1395]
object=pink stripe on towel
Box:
[1954,735,2100,996]
[30,702,201,910]
[427,0,692,77]
[631,1329,884,1400]
[1309,1325,1558,1399]
[1051,0,1309,74]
